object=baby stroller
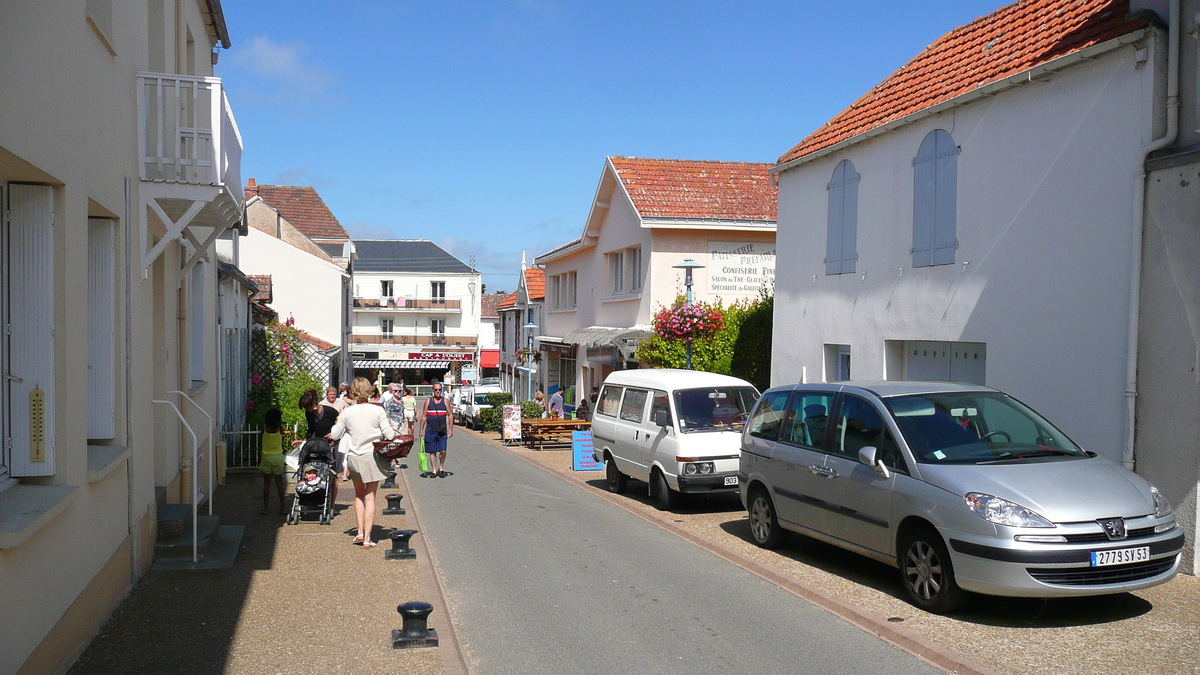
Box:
[287,438,336,525]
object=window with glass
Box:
[609,251,625,294]
[567,271,577,306]
[649,391,671,426]
[551,276,561,307]
[620,388,648,423]
[597,386,623,417]
[381,318,394,338]
[629,247,643,291]
[833,396,904,470]
[885,392,1086,465]
[430,319,445,335]
[431,281,446,304]
[747,391,790,440]
[559,357,576,405]
[673,386,760,433]
[779,392,835,448]
[381,280,394,298]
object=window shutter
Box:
[932,130,959,266]
[88,218,117,439]
[825,162,845,275]
[826,160,860,275]
[7,184,56,476]
[912,132,939,267]
[189,261,206,383]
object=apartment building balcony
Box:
[351,333,478,347]
[138,72,244,275]
[353,297,461,312]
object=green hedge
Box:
[479,392,513,432]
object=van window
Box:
[649,391,671,426]
[620,389,649,423]
[747,391,789,440]
[779,393,835,448]
[674,386,759,433]
[834,395,905,471]
[597,386,623,418]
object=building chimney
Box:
[245,177,258,201]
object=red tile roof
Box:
[778,0,1148,165]
[481,292,508,318]
[246,274,272,303]
[250,183,349,240]
[609,157,777,221]
[497,292,518,310]
[523,267,545,301]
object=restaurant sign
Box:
[408,352,474,362]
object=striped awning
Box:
[353,360,450,369]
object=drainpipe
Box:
[1124,0,1180,470]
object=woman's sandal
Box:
[353,535,365,544]
[363,540,376,549]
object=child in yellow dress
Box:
[259,408,287,515]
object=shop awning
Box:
[562,326,652,359]
[480,349,500,368]
[353,360,449,369]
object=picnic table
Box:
[520,417,591,450]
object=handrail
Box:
[152,400,200,563]
[168,391,213,516]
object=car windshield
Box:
[674,386,759,433]
[884,392,1087,465]
[474,394,491,405]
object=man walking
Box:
[548,388,564,418]
[418,382,454,478]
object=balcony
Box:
[352,334,478,347]
[353,298,461,311]
[137,72,243,275]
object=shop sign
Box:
[572,431,601,471]
[708,241,776,295]
[585,346,616,360]
[502,405,522,441]
[408,352,474,362]
[542,342,574,357]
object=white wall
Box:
[239,227,346,344]
[772,44,1151,461]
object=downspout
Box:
[1125,0,1180,470]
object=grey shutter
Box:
[189,261,206,384]
[826,160,860,275]
[7,184,56,476]
[88,218,117,439]
[912,133,938,267]
[932,130,959,265]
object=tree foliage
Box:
[636,291,772,388]
[730,291,773,392]
[247,322,324,437]
[479,392,513,432]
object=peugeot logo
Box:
[1098,517,1127,541]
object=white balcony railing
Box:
[138,73,242,191]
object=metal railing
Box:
[167,391,213,520]
[351,334,477,346]
[152,400,200,563]
[354,297,461,310]
[137,72,242,190]
[222,427,263,470]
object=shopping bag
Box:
[418,437,430,473]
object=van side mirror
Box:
[857,446,890,479]
[655,410,671,428]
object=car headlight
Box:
[964,492,1054,528]
[1150,486,1173,518]
[683,463,698,475]
[699,462,714,474]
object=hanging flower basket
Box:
[652,302,725,343]
[514,347,540,363]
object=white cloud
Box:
[346,220,396,240]
[229,36,337,101]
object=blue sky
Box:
[218,0,1008,293]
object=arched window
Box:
[825,159,859,275]
[912,129,959,267]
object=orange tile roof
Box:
[609,157,777,221]
[252,184,349,240]
[497,292,518,310]
[523,267,545,301]
[778,0,1149,165]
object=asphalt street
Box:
[406,431,944,675]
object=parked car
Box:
[449,387,472,426]
[739,381,1184,613]
[478,377,501,387]
[592,369,759,509]
[460,385,503,430]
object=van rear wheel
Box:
[605,457,627,493]
[748,488,784,549]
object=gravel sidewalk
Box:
[475,428,1200,675]
[70,471,445,675]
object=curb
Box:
[465,427,1000,675]
[396,465,473,675]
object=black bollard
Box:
[381,470,397,489]
[385,529,418,560]
[392,601,439,649]
[383,493,406,515]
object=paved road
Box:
[406,432,943,675]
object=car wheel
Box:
[898,527,966,614]
[747,487,784,549]
[653,470,677,510]
[605,456,627,493]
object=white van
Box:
[591,369,760,509]
[461,385,503,430]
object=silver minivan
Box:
[739,381,1183,613]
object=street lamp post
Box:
[672,258,706,370]
[523,320,538,402]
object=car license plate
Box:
[1090,546,1150,567]
[724,476,738,486]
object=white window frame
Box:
[609,251,625,295]
[431,281,446,304]
[567,271,577,307]
[629,247,643,292]
[188,261,207,386]
[88,217,117,439]
[431,319,445,335]
[551,275,561,308]
[380,318,394,338]
[380,280,394,299]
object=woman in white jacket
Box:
[330,377,396,548]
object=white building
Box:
[769,0,1199,572]
[0,1,244,672]
[534,157,777,412]
[349,240,483,386]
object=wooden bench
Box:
[520,418,591,450]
